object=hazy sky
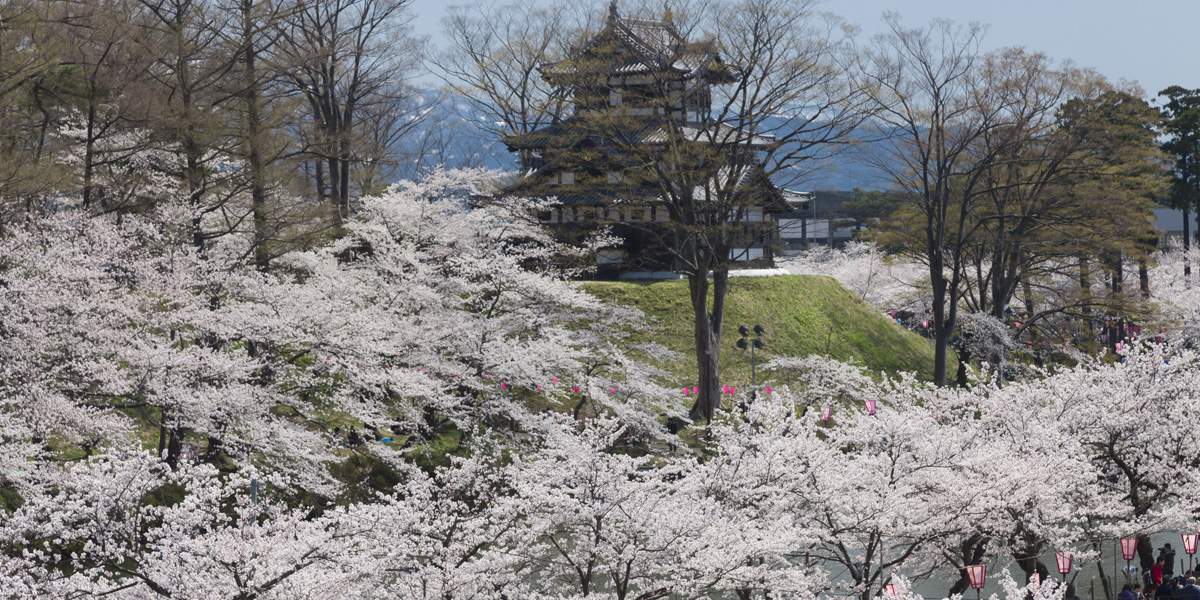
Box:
[405,0,1199,100]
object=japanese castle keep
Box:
[502,1,808,278]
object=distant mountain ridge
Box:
[398,92,897,192]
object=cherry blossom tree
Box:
[0,451,381,599]
[8,164,1200,599]
[0,168,682,504]
[781,241,929,313]
[505,415,824,600]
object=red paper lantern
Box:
[966,564,987,590]
[866,399,877,415]
[820,406,833,421]
[1055,551,1072,575]
[885,584,897,597]
[1183,533,1198,556]
[1120,537,1137,561]
[765,386,772,394]
[1115,342,1123,352]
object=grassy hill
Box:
[583,274,947,389]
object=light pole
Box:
[967,564,987,600]
[1056,551,1073,583]
[737,325,766,390]
[1121,538,1138,584]
[1184,534,1198,573]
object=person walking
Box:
[1156,558,1167,586]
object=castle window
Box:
[560,171,575,185]
[609,90,623,106]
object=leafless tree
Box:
[855,15,1005,386]
[278,0,421,226]
[434,0,576,170]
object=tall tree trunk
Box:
[241,0,270,271]
[687,267,721,423]
[339,149,351,217]
[1080,256,1092,314]
[185,125,205,252]
[1138,536,1154,573]
[32,84,51,163]
[1096,540,1113,600]
[327,154,341,217]
[1022,275,1035,318]
[686,241,729,424]
[931,254,949,385]
[175,16,206,254]
[82,98,98,210]
[315,160,326,203]
[1139,257,1150,298]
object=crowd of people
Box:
[1118,544,1200,600]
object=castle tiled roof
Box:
[540,5,734,81]
[612,15,682,66]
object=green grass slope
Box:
[583,274,947,388]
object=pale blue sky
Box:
[405,0,1199,101]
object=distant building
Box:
[776,191,863,253]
